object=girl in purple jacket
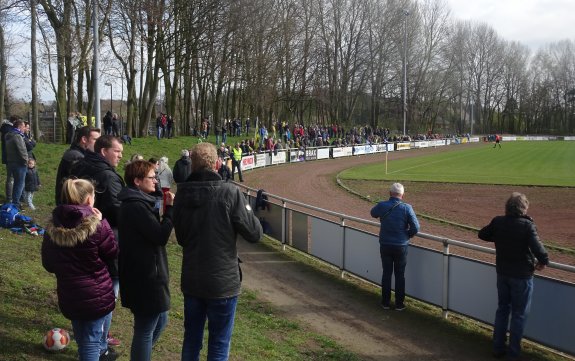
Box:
[42,179,118,361]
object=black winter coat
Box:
[173,157,191,183]
[478,215,549,278]
[174,170,262,299]
[55,145,85,204]
[70,151,125,228]
[118,187,174,315]
[0,122,13,164]
[25,167,40,192]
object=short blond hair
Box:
[191,142,218,172]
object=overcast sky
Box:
[446,0,575,50]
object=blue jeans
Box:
[182,296,238,361]
[380,245,408,307]
[131,311,169,361]
[7,163,27,205]
[103,278,119,342]
[493,275,533,359]
[71,312,112,361]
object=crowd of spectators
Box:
[205,118,457,158]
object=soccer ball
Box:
[43,328,70,351]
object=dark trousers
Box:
[380,244,408,307]
[231,159,243,182]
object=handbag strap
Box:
[379,201,403,221]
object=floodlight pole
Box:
[470,102,474,136]
[402,9,409,137]
[93,0,100,128]
[105,82,113,112]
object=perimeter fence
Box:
[235,135,575,357]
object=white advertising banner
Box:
[317,148,330,159]
[364,144,376,154]
[343,147,354,157]
[354,145,366,155]
[272,151,287,165]
[332,147,344,158]
[255,153,267,168]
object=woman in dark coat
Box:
[117,160,174,361]
[42,179,118,361]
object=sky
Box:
[8,0,575,102]
[446,0,575,50]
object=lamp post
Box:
[93,0,100,128]
[470,101,474,136]
[402,9,409,136]
[105,82,113,113]
[467,89,474,136]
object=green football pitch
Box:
[339,141,575,187]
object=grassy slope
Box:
[0,135,358,360]
[339,141,575,187]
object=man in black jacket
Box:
[71,135,124,228]
[174,142,262,361]
[55,126,100,204]
[478,192,548,361]
[172,149,191,183]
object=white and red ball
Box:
[43,328,70,351]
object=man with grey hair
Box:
[173,149,191,183]
[174,142,262,360]
[370,182,419,311]
[479,192,548,360]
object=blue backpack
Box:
[0,203,20,228]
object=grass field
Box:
[0,135,359,360]
[339,141,575,187]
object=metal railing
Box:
[238,183,575,357]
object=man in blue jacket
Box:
[370,183,419,311]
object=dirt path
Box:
[238,143,573,360]
[239,240,489,360]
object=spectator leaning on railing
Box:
[370,183,420,311]
[478,192,548,361]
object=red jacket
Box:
[42,204,118,320]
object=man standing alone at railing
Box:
[478,192,548,361]
[370,183,420,311]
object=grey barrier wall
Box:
[239,137,575,356]
[244,190,575,356]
